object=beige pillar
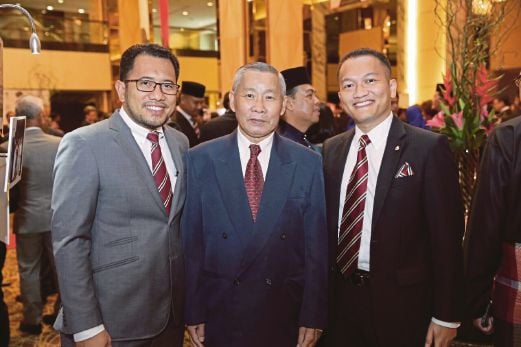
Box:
[218,1,247,94]
[311,3,328,101]
[266,0,303,71]
[118,0,143,52]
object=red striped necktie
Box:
[337,134,371,276]
[147,131,173,213]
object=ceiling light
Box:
[182,11,189,16]
[152,8,157,13]
[207,1,214,6]
[78,8,85,14]
[58,0,64,3]
[46,5,54,11]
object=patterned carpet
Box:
[2,246,491,347]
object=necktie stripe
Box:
[337,135,371,276]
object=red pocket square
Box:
[395,162,414,178]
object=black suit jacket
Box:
[466,116,521,319]
[170,110,199,147]
[199,111,237,143]
[323,117,464,344]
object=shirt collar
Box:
[119,107,164,143]
[176,106,195,126]
[354,112,393,150]
[237,127,274,154]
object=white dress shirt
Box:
[237,127,274,179]
[336,112,459,329]
[73,108,178,342]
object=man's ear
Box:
[389,79,398,99]
[115,80,126,103]
[229,92,236,113]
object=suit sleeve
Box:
[423,135,465,322]
[465,128,511,318]
[181,152,206,325]
[299,156,328,329]
[51,132,102,333]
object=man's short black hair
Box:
[337,48,392,78]
[495,95,511,106]
[119,43,180,81]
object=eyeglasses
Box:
[125,79,180,95]
[515,75,521,88]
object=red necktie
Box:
[244,144,264,222]
[147,132,173,213]
[337,135,371,276]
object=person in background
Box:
[465,71,521,347]
[80,105,99,126]
[277,66,320,149]
[405,105,427,128]
[169,81,206,147]
[199,92,238,143]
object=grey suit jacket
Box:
[51,111,188,340]
[1,127,61,234]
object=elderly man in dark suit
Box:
[183,62,327,347]
[0,95,61,335]
[170,81,205,147]
[466,71,521,346]
[321,48,464,347]
[52,43,188,347]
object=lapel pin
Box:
[395,145,400,151]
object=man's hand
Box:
[473,317,494,335]
[424,321,457,347]
[76,330,111,347]
[187,323,205,347]
[297,326,323,347]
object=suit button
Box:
[222,232,228,239]
[280,233,287,240]
[265,278,272,285]
[233,279,240,286]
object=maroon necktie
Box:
[244,144,264,222]
[337,135,371,276]
[147,132,173,213]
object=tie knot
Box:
[359,135,371,148]
[147,131,159,144]
[249,144,261,158]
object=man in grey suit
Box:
[52,43,188,347]
[1,95,61,335]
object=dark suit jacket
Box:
[169,110,199,147]
[466,116,521,319]
[199,111,237,143]
[323,117,464,344]
[52,112,188,341]
[182,131,328,347]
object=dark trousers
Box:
[0,242,10,347]
[60,312,184,347]
[328,270,380,347]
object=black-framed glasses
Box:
[125,78,180,95]
[515,75,521,88]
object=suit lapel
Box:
[164,127,185,222]
[372,117,407,226]
[109,112,168,216]
[214,131,253,245]
[238,134,296,276]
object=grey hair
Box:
[231,62,286,97]
[15,95,44,119]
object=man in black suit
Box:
[278,66,320,149]
[466,71,521,346]
[199,92,238,143]
[321,48,464,346]
[169,81,205,147]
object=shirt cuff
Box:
[431,317,460,329]
[73,325,105,342]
